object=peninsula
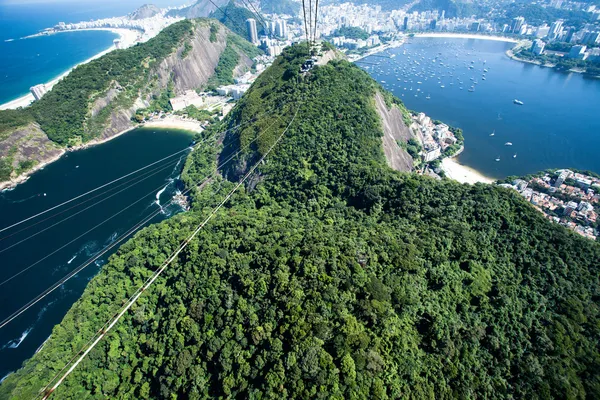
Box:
[0,19,262,191]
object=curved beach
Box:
[0,28,139,111]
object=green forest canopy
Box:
[1,44,599,400]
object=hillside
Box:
[0,19,260,189]
[167,0,229,18]
[1,44,599,399]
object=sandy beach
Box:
[142,116,204,133]
[441,157,494,185]
[414,33,518,43]
[0,28,140,111]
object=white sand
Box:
[414,33,518,43]
[441,157,494,185]
[142,116,203,133]
[0,28,140,111]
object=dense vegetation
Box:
[209,1,260,39]
[2,44,600,400]
[330,26,370,40]
[0,20,195,146]
[516,48,600,76]
[502,2,593,29]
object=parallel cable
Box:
[0,113,283,331]
[241,0,272,38]
[301,0,310,54]
[0,157,182,244]
[0,158,182,253]
[40,106,299,399]
[308,0,313,45]
[0,117,263,236]
[0,160,181,287]
[314,0,320,45]
[0,148,189,235]
[206,0,249,37]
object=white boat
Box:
[490,130,495,137]
[513,154,517,158]
[495,157,501,162]
[514,99,524,105]
[505,142,513,146]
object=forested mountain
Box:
[0,19,260,187]
[1,44,599,399]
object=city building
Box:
[554,169,572,187]
[511,17,525,34]
[582,30,600,45]
[549,20,564,40]
[30,84,48,101]
[246,18,259,45]
[531,39,546,55]
[568,45,587,59]
[275,20,288,38]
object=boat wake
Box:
[2,326,32,349]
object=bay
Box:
[0,128,193,379]
[361,37,600,179]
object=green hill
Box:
[1,44,599,399]
[0,19,260,185]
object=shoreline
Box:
[0,116,201,192]
[414,33,518,43]
[0,28,140,111]
[441,157,495,185]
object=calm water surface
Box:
[361,37,600,178]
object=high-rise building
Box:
[531,39,546,55]
[568,45,587,59]
[565,27,577,43]
[582,31,600,45]
[403,16,409,31]
[511,17,525,34]
[430,20,437,30]
[30,84,48,101]
[549,20,564,40]
[275,20,288,38]
[246,18,258,45]
[471,22,481,32]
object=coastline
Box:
[0,28,140,111]
[414,33,518,43]
[0,116,201,192]
[441,157,494,185]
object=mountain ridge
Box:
[0,19,260,190]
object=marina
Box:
[359,37,600,179]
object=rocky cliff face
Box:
[0,20,256,189]
[374,92,415,172]
[0,123,64,190]
[91,22,253,142]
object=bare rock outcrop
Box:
[374,92,415,172]
[0,123,65,190]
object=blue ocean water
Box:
[362,38,600,178]
[0,0,182,104]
